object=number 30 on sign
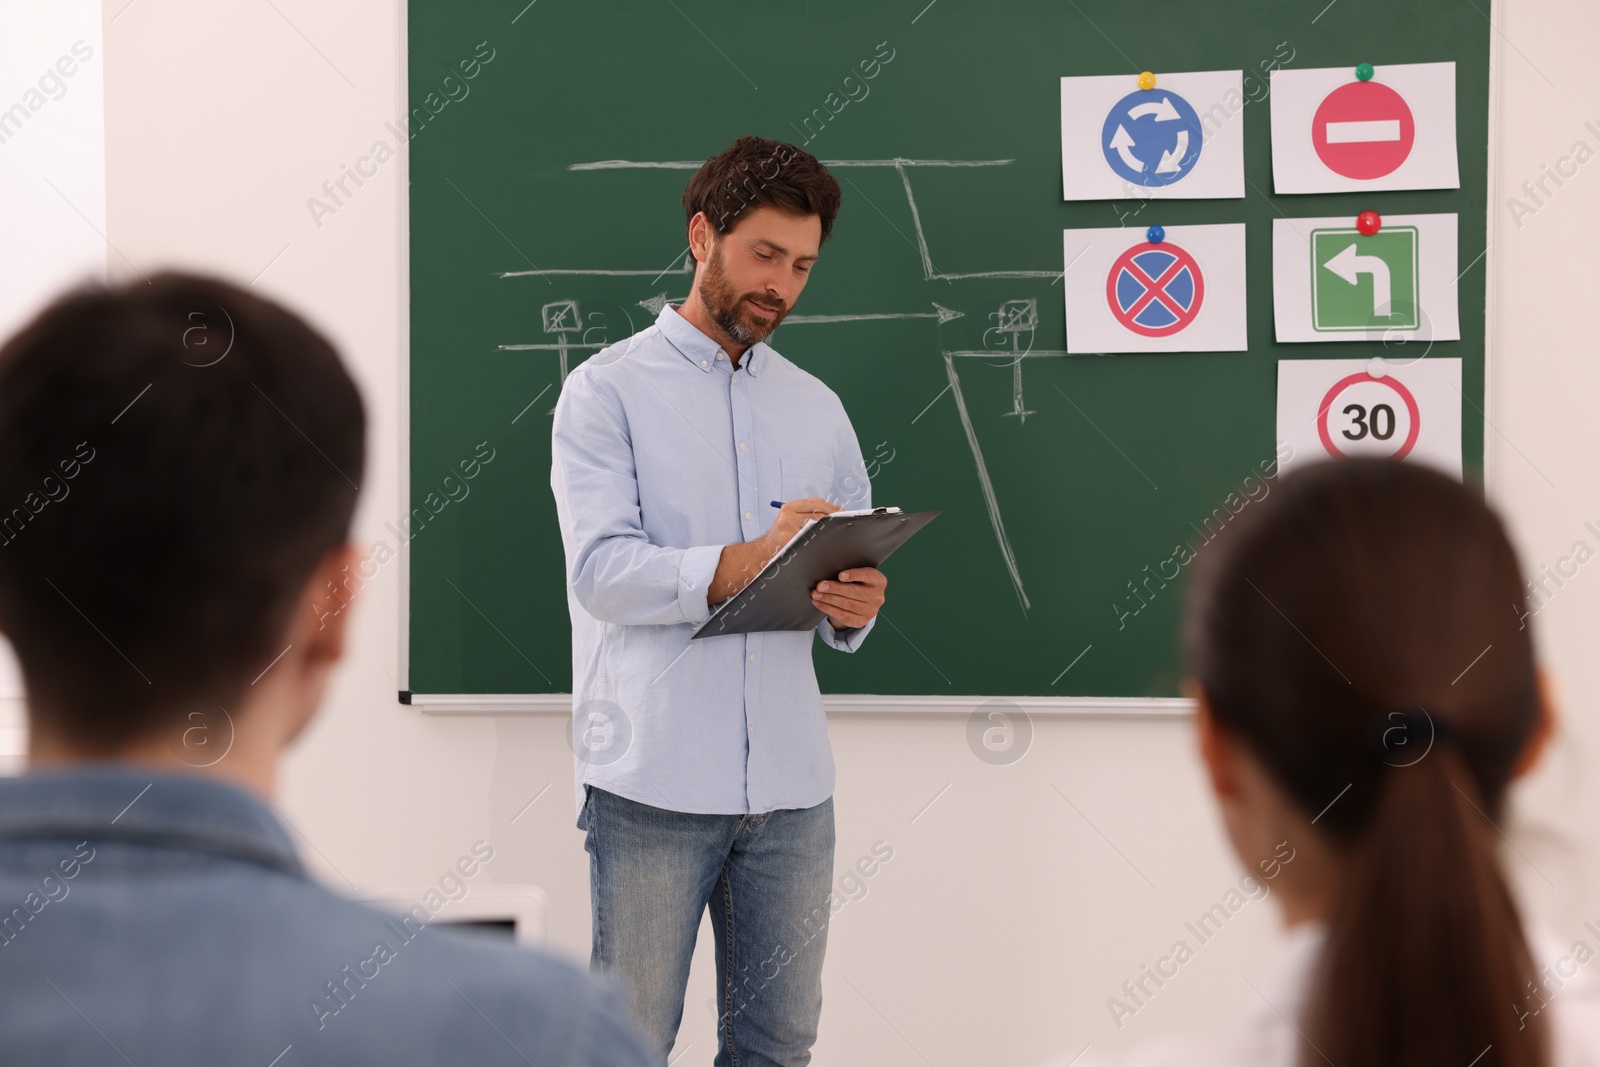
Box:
[1317,372,1420,460]
[1275,358,1463,479]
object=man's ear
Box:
[1186,678,1242,802]
[688,210,712,267]
[299,541,362,665]
[269,542,360,754]
[1512,665,1558,781]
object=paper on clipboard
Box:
[692,507,936,638]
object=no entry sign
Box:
[1270,63,1457,194]
[1312,81,1416,180]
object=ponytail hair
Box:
[1314,731,1546,1066]
[1183,459,1548,1067]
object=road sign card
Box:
[1062,223,1247,353]
[1272,214,1460,344]
[1311,226,1417,331]
[1269,62,1459,194]
[1061,70,1245,201]
[1277,358,1462,479]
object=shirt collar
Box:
[0,764,305,877]
[658,303,767,377]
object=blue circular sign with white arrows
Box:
[1099,88,1205,187]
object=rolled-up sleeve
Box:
[552,368,721,627]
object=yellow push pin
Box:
[1137,70,1156,91]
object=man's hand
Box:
[708,497,838,604]
[766,497,839,550]
[812,567,887,630]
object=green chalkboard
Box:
[404,0,1489,699]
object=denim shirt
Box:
[0,766,654,1067]
[551,305,875,823]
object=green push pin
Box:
[1355,62,1374,81]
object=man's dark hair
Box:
[0,271,365,750]
[681,135,842,244]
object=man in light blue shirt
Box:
[0,273,654,1067]
[550,136,888,1066]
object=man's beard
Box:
[700,241,789,345]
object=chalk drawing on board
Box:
[891,163,1063,282]
[499,158,1058,283]
[988,299,1039,424]
[784,303,964,325]
[541,300,580,332]
[499,300,595,379]
[944,341,1070,615]
[540,300,580,384]
[497,263,693,279]
[623,296,966,326]
[499,299,618,411]
[495,157,1069,618]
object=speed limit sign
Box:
[1316,371,1421,460]
[1277,358,1462,478]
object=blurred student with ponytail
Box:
[1052,457,1600,1067]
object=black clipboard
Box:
[692,508,940,638]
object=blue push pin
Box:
[1146,224,1165,244]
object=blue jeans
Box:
[582,785,835,1067]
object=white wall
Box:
[6,1,1591,1063]
[1482,0,1600,968]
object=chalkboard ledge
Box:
[402,693,1190,718]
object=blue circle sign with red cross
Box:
[1105,241,1206,336]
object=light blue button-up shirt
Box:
[550,304,874,821]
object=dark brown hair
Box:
[681,135,841,243]
[0,272,365,750]
[1184,458,1547,1067]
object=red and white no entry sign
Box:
[1316,372,1421,459]
[1312,81,1416,180]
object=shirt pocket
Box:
[780,456,838,504]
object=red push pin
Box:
[1356,210,1382,236]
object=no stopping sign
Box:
[1316,371,1421,460]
